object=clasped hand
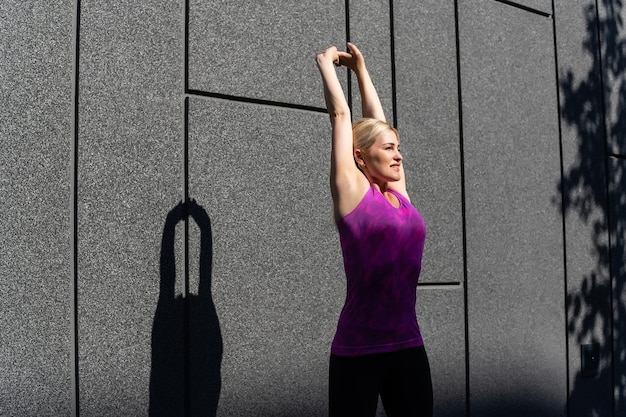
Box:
[316,42,366,74]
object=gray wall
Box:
[461,2,565,414]
[1,1,74,415]
[1,0,624,416]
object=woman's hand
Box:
[316,46,340,68]
[337,42,366,74]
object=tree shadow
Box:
[557,1,626,415]
[149,200,223,416]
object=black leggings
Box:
[329,346,433,417]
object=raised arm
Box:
[316,46,369,222]
[338,43,408,198]
[338,42,386,122]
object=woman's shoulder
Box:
[333,175,372,223]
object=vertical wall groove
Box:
[389,0,398,128]
[184,0,190,95]
[549,2,571,415]
[345,0,352,112]
[183,1,191,414]
[183,98,191,417]
[452,1,470,415]
[70,0,82,415]
[593,1,616,415]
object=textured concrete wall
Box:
[459,1,566,415]
[601,0,626,413]
[2,0,625,416]
[76,1,183,415]
[609,159,626,415]
[555,1,613,416]
[0,1,74,415]
[187,100,337,416]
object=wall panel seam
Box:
[389,0,398,128]
[345,0,352,112]
[186,90,327,113]
[593,1,616,415]
[183,1,191,414]
[493,0,552,17]
[453,1,470,416]
[70,0,82,415]
[549,2,571,415]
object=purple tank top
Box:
[332,185,427,356]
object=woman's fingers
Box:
[317,44,362,68]
[317,46,339,62]
[316,47,334,58]
[336,51,353,66]
[347,42,361,56]
[316,46,339,66]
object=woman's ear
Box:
[354,149,366,169]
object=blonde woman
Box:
[316,43,433,417]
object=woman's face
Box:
[359,129,403,183]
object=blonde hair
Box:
[352,118,399,152]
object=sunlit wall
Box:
[1,0,624,416]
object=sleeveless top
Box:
[331,184,427,356]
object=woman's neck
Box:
[363,171,390,193]
[370,180,389,194]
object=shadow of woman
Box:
[149,200,223,416]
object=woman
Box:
[316,43,433,417]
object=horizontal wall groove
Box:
[609,153,626,160]
[186,89,327,113]
[417,282,463,290]
[493,0,552,17]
